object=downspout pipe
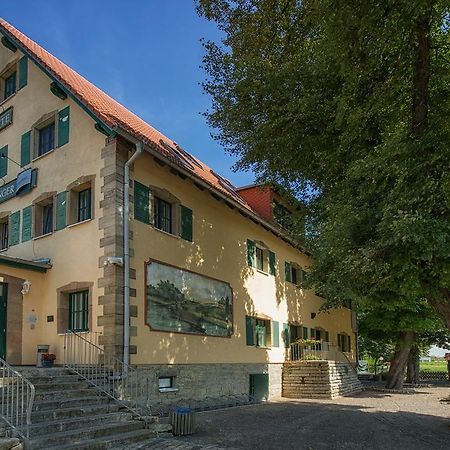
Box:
[123,141,144,368]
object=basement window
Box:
[158,376,177,393]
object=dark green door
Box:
[0,283,7,360]
[249,374,269,402]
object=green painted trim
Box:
[0,257,49,273]
[0,26,115,136]
[1,36,17,52]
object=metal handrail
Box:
[289,341,330,361]
[0,357,35,440]
[63,330,146,419]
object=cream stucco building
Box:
[0,18,356,404]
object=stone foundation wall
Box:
[134,363,283,409]
[282,360,362,399]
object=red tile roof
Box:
[0,18,249,208]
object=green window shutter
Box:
[180,205,193,241]
[9,211,20,246]
[285,261,292,282]
[21,206,33,242]
[347,335,351,352]
[272,321,280,347]
[301,269,308,287]
[268,251,276,276]
[310,328,316,339]
[18,56,28,90]
[0,145,8,178]
[57,106,70,147]
[245,316,255,346]
[56,191,67,230]
[282,323,290,348]
[325,331,329,343]
[21,131,31,166]
[134,181,150,224]
[247,239,255,267]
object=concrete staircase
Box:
[15,367,170,450]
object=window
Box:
[34,195,55,237]
[247,239,276,275]
[337,333,351,353]
[3,72,16,100]
[77,188,92,222]
[67,177,94,225]
[158,376,177,392]
[37,122,55,157]
[256,247,264,271]
[273,201,293,230]
[68,290,89,332]
[245,316,272,348]
[0,219,8,250]
[285,262,307,286]
[154,196,172,233]
[42,203,53,235]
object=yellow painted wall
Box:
[131,155,355,365]
[0,35,355,368]
[0,41,106,364]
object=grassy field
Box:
[420,361,448,372]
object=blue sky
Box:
[2,1,255,187]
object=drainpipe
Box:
[123,141,144,368]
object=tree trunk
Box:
[406,345,420,384]
[386,331,414,389]
[428,289,450,331]
[411,6,432,136]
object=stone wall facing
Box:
[134,363,283,409]
[282,360,362,399]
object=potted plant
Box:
[41,353,56,368]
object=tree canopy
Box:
[197,0,450,331]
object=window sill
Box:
[159,387,179,393]
[33,232,53,241]
[0,247,8,253]
[67,218,93,229]
[257,269,269,276]
[153,226,181,240]
[0,92,16,108]
[32,149,55,163]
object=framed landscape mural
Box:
[146,261,233,337]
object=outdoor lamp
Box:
[21,280,32,295]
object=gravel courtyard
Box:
[143,387,450,450]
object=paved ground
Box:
[138,387,450,450]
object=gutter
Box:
[123,141,143,368]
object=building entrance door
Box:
[0,283,7,360]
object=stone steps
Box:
[31,402,121,423]
[27,412,133,436]
[50,428,159,450]
[32,394,108,411]
[7,367,171,449]
[29,420,145,449]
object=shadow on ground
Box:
[165,388,450,450]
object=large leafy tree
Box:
[197,1,449,331]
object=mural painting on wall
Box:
[146,261,233,336]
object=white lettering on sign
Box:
[0,108,13,130]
